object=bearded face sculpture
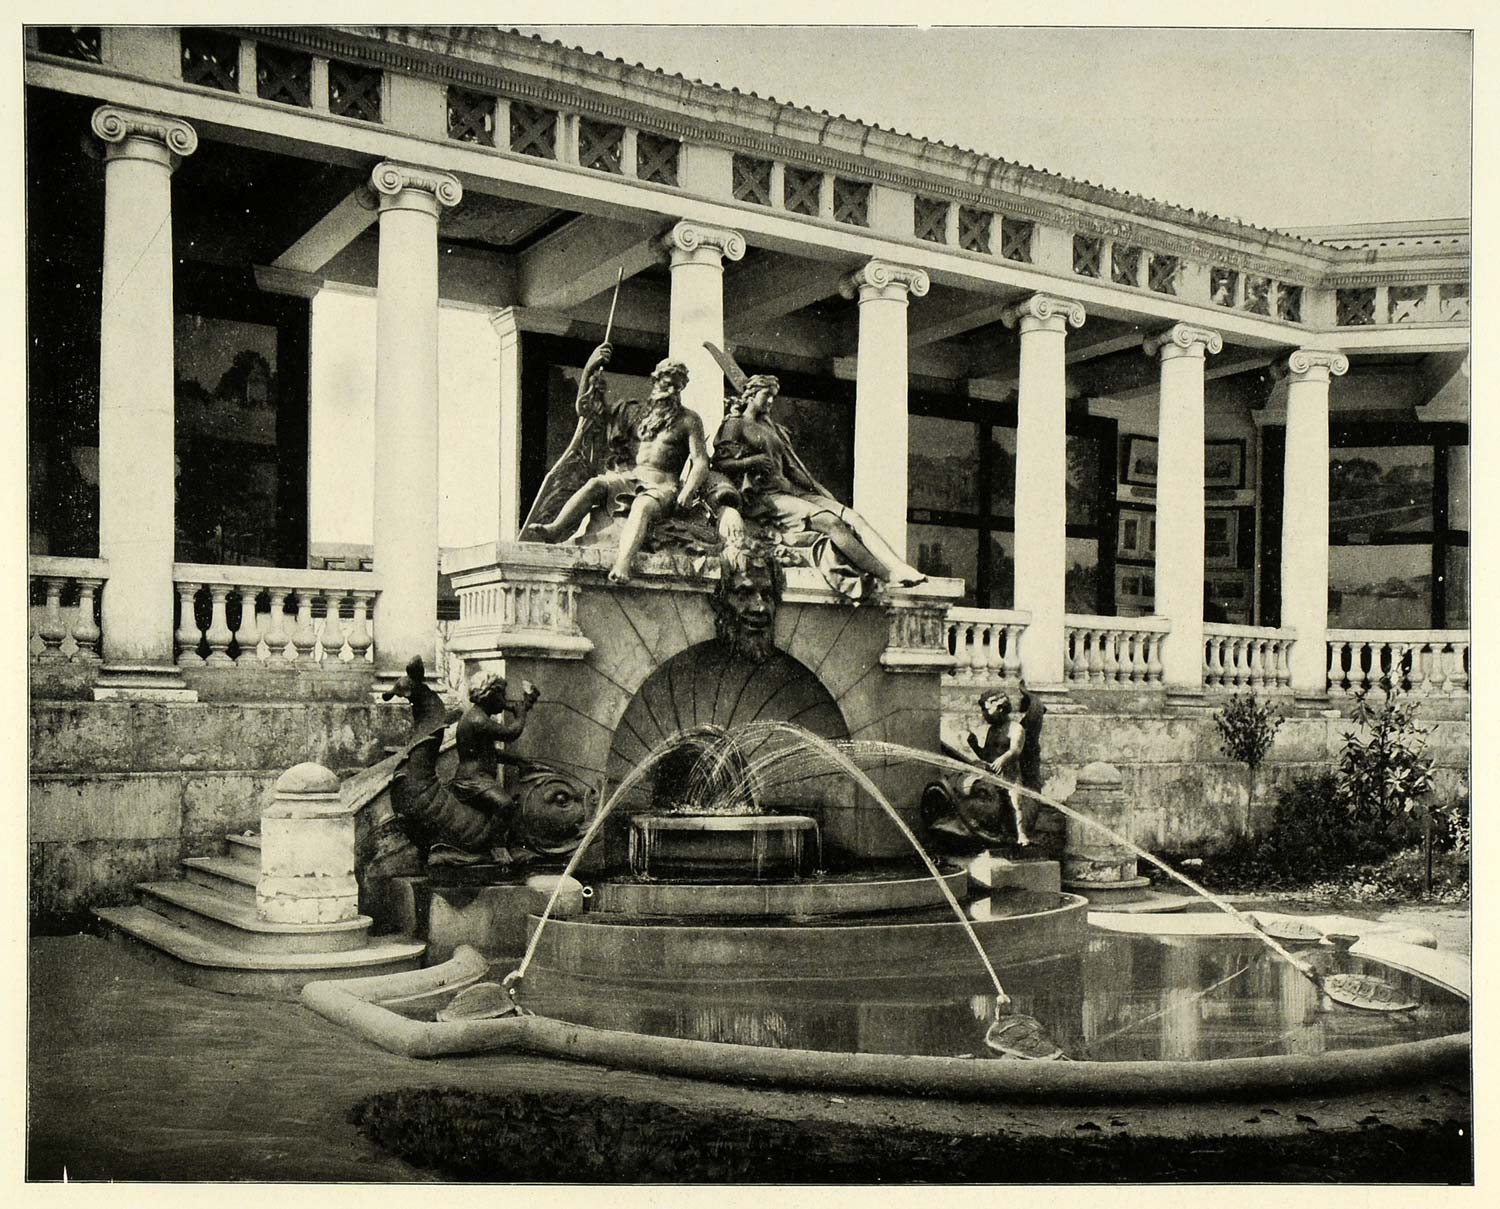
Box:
[710,542,784,662]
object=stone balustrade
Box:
[173,564,379,669]
[27,556,107,663]
[1202,623,1295,692]
[449,564,594,662]
[943,607,1030,684]
[1063,614,1170,687]
[1327,629,1470,698]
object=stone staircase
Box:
[94,765,426,999]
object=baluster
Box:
[1354,641,1374,694]
[264,589,292,663]
[1100,629,1119,684]
[953,622,972,680]
[175,581,204,667]
[1081,629,1099,684]
[1062,629,1077,683]
[202,584,234,666]
[72,577,103,661]
[1201,635,1219,689]
[36,577,68,662]
[1325,641,1340,695]
[346,591,374,662]
[1145,632,1164,684]
[289,589,319,660]
[233,587,262,663]
[324,589,353,661]
[1408,642,1431,696]
[1453,642,1470,696]
[1119,632,1139,685]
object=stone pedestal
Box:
[1145,323,1221,691]
[663,221,745,434]
[90,106,199,701]
[843,261,930,561]
[1003,294,1086,689]
[1061,761,1151,904]
[258,762,359,924]
[1282,350,1348,695]
[369,162,462,686]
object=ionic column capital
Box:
[660,221,746,268]
[1143,322,1223,361]
[1286,348,1350,384]
[1001,293,1086,333]
[90,105,198,167]
[839,260,931,304]
[370,162,463,217]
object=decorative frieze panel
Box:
[1243,275,1271,316]
[1336,288,1377,327]
[1210,267,1238,307]
[510,101,557,158]
[1276,284,1303,323]
[579,118,625,174]
[914,196,948,243]
[636,132,680,186]
[446,85,496,145]
[832,177,870,226]
[783,166,822,216]
[958,206,991,253]
[1073,234,1103,278]
[256,44,313,107]
[1440,284,1470,322]
[1111,244,1142,287]
[181,30,240,91]
[732,153,774,205]
[451,571,594,661]
[329,59,382,122]
[998,217,1034,263]
[36,26,101,63]
[1388,284,1426,324]
[1147,253,1179,295]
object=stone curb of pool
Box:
[300,930,1469,1102]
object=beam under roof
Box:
[272,185,378,274]
[518,215,663,312]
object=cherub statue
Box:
[521,343,728,583]
[705,351,926,600]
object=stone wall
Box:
[942,687,1470,852]
[29,700,409,932]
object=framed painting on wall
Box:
[1116,565,1155,615]
[1205,570,1252,624]
[1116,507,1156,560]
[1204,509,1239,568]
[1204,440,1246,489]
[1122,435,1158,486]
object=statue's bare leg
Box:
[811,514,900,582]
[526,480,606,542]
[609,495,661,583]
[1009,787,1032,846]
[845,513,928,586]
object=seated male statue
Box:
[524,342,720,583]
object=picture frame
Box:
[1115,565,1155,615]
[1116,507,1156,560]
[1204,440,1246,489]
[1122,435,1158,486]
[1204,571,1252,624]
[1204,509,1239,569]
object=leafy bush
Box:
[1213,693,1283,772]
[1336,687,1435,830]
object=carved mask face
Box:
[712,554,782,662]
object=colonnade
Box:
[84,103,1342,700]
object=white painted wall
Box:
[308,287,501,553]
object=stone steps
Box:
[93,824,426,998]
[95,905,425,1000]
[181,855,258,905]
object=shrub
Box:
[1213,693,1283,772]
[1335,687,1435,831]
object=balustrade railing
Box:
[943,607,1029,683]
[1327,629,1469,698]
[27,556,106,663]
[173,564,380,669]
[1202,623,1295,692]
[1064,614,1169,687]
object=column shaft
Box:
[663,222,744,436]
[844,262,930,562]
[90,107,198,698]
[1146,324,1222,692]
[369,164,461,678]
[1004,294,1085,688]
[1281,350,1347,695]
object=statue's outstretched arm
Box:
[576,342,613,417]
[677,413,710,510]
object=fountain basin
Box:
[627,814,819,882]
[522,889,1089,982]
[590,867,971,917]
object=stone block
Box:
[260,815,355,879]
[256,876,360,924]
[424,882,537,963]
[179,772,276,838]
[29,773,183,843]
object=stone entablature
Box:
[28,24,1467,325]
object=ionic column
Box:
[369,162,462,685]
[1143,323,1222,693]
[661,221,745,435]
[841,261,931,560]
[90,106,199,701]
[1282,349,1348,698]
[1001,293,1086,688]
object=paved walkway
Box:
[27,903,1470,1183]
